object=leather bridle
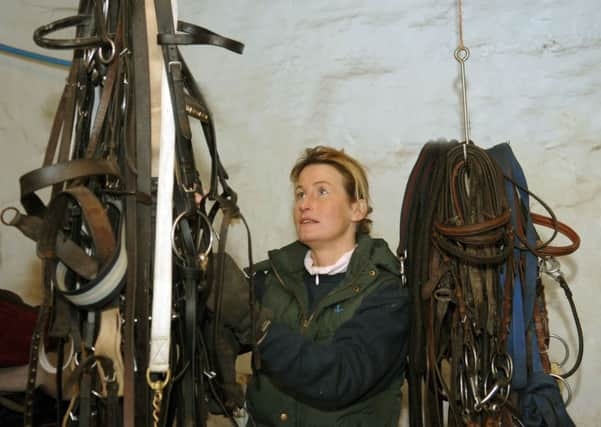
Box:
[399,141,582,427]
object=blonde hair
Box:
[290,146,372,234]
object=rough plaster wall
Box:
[1,1,600,425]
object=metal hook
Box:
[454,45,471,163]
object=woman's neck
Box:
[310,241,357,267]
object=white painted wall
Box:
[1,1,599,424]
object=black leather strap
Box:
[157,21,244,53]
[33,15,103,50]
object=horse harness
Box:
[1,0,255,426]
[398,141,582,426]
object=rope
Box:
[457,0,464,49]
[0,43,71,67]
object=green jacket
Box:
[247,234,410,426]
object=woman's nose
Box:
[298,195,313,211]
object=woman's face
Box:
[293,164,366,252]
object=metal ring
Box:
[479,382,499,407]
[171,209,214,263]
[492,363,512,389]
[0,206,19,226]
[91,390,104,399]
[97,38,116,64]
[459,371,466,401]
[433,287,453,303]
[464,344,479,374]
[491,352,513,385]
[146,368,171,391]
[459,372,471,412]
[497,378,511,407]
[74,352,97,369]
[39,335,75,374]
[483,369,511,411]
[543,333,570,368]
[469,374,481,411]
[512,415,526,427]
[454,46,470,63]
[550,373,573,407]
[104,371,116,383]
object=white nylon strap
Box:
[148,0,178,374]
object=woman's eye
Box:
[318,188,329,197]
[295,191,305,200]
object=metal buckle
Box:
[168,60,182,73]
[398,250,407,287]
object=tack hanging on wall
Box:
[397,1,582,425]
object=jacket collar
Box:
[268,233,400,280]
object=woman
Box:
[216,146,410,426]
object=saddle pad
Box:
[0,297,38,367]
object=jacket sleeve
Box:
[257,278,410,410]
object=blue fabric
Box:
[520,372,575,427]
[487,143,575,426]
[487,143,529,388]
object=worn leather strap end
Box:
[156,21,244,54]
[33,15,102,50]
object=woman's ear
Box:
[351,199,368,222]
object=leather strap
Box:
[54,213,126,308]
[157,21,244,53]
[1,208,100,279]
[20,158,121,216]
[37,186,116,266]
[125,1,155,426]
[33,15,105,50]
[94,308,125,397]
[23,262,52,427]
[529,213,580,257]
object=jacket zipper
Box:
[272,261,375,331]
[303,262,373,329]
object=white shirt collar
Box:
[304,247,356,285]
